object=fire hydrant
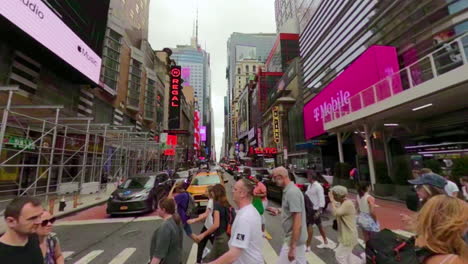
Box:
[59,196,66,212]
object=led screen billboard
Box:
[0,0,109,84]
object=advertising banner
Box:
[0,1,102,83]
[303,46,401,139]
[200,126,206,142]
[169,66,182,129]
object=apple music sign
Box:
[0,0,102,84]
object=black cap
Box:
[408,173,447,189]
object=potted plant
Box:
[451,157,468,184]
[373,161,395,197]
[422,159,442,174]
[393,156,413,200]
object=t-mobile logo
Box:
[20,0,45,19]
[77,46,98,66]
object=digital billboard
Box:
[200,126,207,142]
[0,1,105,84]
[303,46,402,139]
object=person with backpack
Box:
[187,186,215,264]
[194,184,232,262]
[329,185,359,264]
[305,170,330,251]
[415,195,468,264]
[357,182,380,242]
[173,181,199,242]
[366,195,468,264]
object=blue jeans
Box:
[183,223,193,236]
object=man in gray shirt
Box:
[268,166,308,264]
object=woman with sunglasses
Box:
[36,211,64,264]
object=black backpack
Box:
[366,229,435,264]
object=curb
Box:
[55,198,108,220]
[348,189,406,204]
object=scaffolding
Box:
[0,86,168,206]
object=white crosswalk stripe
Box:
[314,236,338,249]
[187,243,198,263]
[314,236,363,264]
[74,250,104,264]
[262,238,278,264]
[108,248,136,264]
[62,251,74,259]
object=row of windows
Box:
[237,65,257,74]
[301,0,468,92]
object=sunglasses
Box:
[41,217,56,227]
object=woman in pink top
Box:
[252,175,267,232]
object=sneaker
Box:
[306,247,311,252]
[316,243,329,249]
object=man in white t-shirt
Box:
[208,179,263,264]
[305,172,329,251]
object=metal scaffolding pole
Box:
[99,125,108,183]
[364,124,376,190]
[45,108,60,202]
[17,125,30,196]
[80,120,91,188]
[33,120,46,196]
[57,126,68,189]
[0,87,17,155]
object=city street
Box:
[52,171,412,264]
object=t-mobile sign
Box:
[303,46,401,139]
[0,0,102,84]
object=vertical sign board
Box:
[169,66,182,129]
[272,106,281,144]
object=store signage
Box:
[163,130,189,135]
[167,135,177,146]
[193,111,200,151]
[164,148,175,156]
[249,147,277,155]
[4,136,35,150]
[257,128,263,147]
[248,128,255,140]
[303,46,402,139]
[0,1,102,83]
[272,106,280,143]
[169,66,182,129]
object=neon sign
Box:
[249,147,277,155]
[169,66,182,129]
[272,106,280,144]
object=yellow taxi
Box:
[187,171,227,208]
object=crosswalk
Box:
[63,235,368,264]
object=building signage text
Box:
[169,66,182,129]
[272,106,280,144]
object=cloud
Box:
[148,0,276,160]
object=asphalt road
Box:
[55,170,366,264]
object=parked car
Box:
[106,172,174,215]
[233,165,246,180]
[264,171,297,202]
[186,171,228,210]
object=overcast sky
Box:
[148,0,276,160]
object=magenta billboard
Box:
[304,46,401,139]
[200,126,207,142]
[0,0,102,84]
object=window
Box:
[245,65,249,72]
[253,65,256,73]
[237,68,241,74]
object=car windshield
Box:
[295,174,309,185]
[191,175,220,186]
[121,177,153,189]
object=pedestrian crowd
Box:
[1,166,466,264]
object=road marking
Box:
[133,216,162,222]
[314,236,337,249]
[62,251,74,259]
[262,238,278,264]
[187,243,198,264]
[314,236,362,263]
[74,250,104,264]
[306,250,326,264]
[264,230,272,240]
[108,248,136,264]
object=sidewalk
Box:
[0,183,116,234]
[348,192,414,231]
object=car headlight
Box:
[133,192,150,200]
